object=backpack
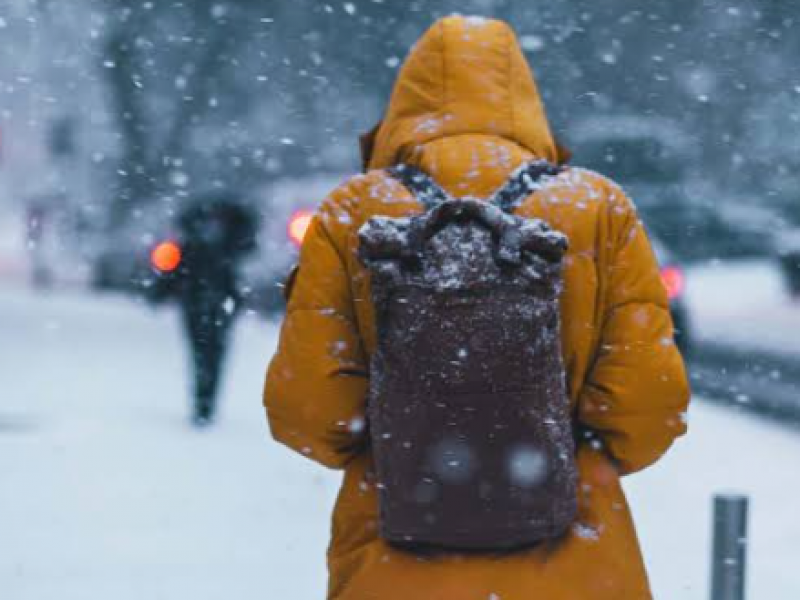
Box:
[357,161,577,552]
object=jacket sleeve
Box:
[263,195,368,469]
[577,187,690,475]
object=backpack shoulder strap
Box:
[386,164,452,209]
[491,161,562,213]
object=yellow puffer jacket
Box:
[265,15,690,600]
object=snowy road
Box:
[1,287,798,599]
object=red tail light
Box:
[288,209,314,248]
[151,240,182,273]
[660,265,685,300]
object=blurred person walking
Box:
[153,191,257,427]
[264,15,689,600]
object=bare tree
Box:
[101,1,255,226]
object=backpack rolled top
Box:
[360,195,567,269]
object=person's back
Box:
[176,194,257,299]
[264,15,689,600]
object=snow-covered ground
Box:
[1,286,799,599]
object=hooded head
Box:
[365,16,564,174]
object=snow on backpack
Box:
[357,161,578,552]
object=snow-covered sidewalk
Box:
[1,287,798,599]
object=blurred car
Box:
[91,205,174,295]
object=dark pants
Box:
[181,297,235,418]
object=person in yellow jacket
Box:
[264,15,690,600]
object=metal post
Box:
[711,494,748,600]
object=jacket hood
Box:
[366,16,562,171]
